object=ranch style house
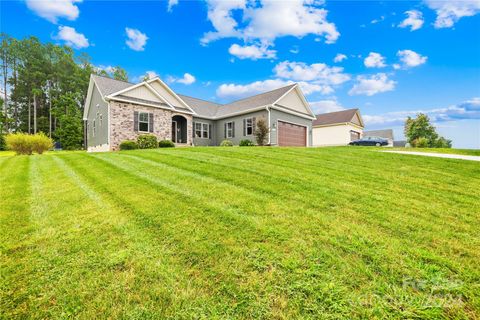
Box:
[83,74,367,151]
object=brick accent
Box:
[109,101,192,150]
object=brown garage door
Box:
[278,121,307,146]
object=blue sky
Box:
[2,0,480,148]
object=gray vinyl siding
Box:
[86,85,109,147]
[192,117,215,146]
[269,108,313,146]
[215,110,268,146]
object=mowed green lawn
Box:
[1,147,479,319]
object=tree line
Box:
[0,34,128,150]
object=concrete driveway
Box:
[383,150,480,162]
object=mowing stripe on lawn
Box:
[142,149,477,239]
[127,150,480,281]
[51,154,226,318]
[70,154,412,316]
[60,152,312,317]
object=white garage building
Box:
[312,109,364,146]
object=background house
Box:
[363,129,394,147]
[312,109,364,146]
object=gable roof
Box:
[92,74,133,96]
[363,129,394,140]
[313,108,363,127]
[215,84,297,118]
[177,94,220,118]
[87,75,312,120]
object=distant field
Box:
[390,147,480,156]
[1,147,479,319]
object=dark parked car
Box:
[349,136,388,146]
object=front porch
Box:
[171,115,190,145]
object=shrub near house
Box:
[137,134,158,149]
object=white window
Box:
[195,122,210,139]
[92,119,96,137]
[202,123,209,138]
[99,114,103,127]
[195,122,202,138]
[245,118,253,135]
[226,122,233,138]
[139,112,149,132]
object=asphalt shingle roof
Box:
[177,94,220,118]
[214,84,296,118]
[92,74,133,96]
[92,75,298,119]
[313,108,359,126]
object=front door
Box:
[172,121,177,143]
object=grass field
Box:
[1,147,479,319]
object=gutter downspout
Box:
[266,105,271,145]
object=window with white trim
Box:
[245,117,253,135]
[99,114,103,127]
[139,112,149,132]
[226,121,234,138]
[202,123,209,138]
[195,122,210,139]
[92,119,96,137]
[195,122,202,138]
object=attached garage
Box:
[278,121,307,146]
[312,109,364,146]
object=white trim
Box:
[106,82,175,109]
[138,111,150,133]
[244,117,254,136]
[276,119,309,147]
[352,109,365,128]
[106,96,174,111]
[172,120,178,143]
[193,121,210,139]
[83,75,108,120]
[271,104,316,120]
[226,121,234,138]
[146,77,197,114]
[313,122,364,130]
[107,103,111,147]
[272,84,316,118]
[267,106,271,145]
[214,105,269,120]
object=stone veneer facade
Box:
[109,101,193,150]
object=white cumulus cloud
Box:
[201,0,339,46]
[26,0,81,23]
[216,78,331,99]
[125,27,148,51]
[349,73,396,96]
[309,99,345,114]
[274,61,350,85]
[167,0,178,12]
[217,79,290,99]
[398,10,424,31]
[54,26,89,48]
[168,73,196,85]
[397,49,427,68]
[333,53,347,63]
[229,43,276,60]
[364,52,387,68]
[363,97,480,126]
[425,0,480,28]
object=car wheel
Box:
[375,142,381,147]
